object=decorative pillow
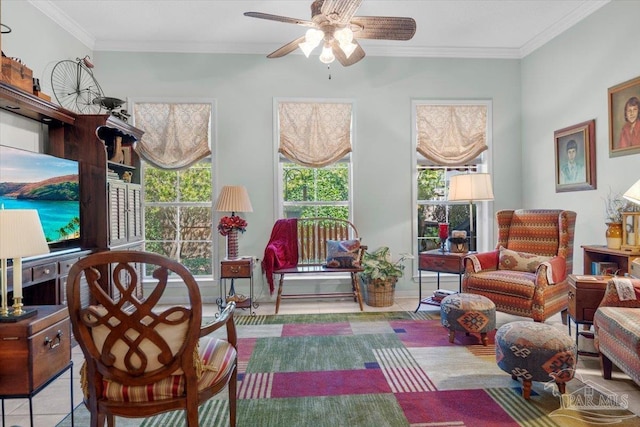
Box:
[498,246,551,273]
[326,239,361,268]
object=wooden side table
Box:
[0,305,74,427]
[219,258,257,315]
[416,249,473,312]
[567,274,610,357]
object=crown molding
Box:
[28,0,96,50]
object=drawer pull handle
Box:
[43,268,51,275]
[44,330,63,349]
[568,291,574,300]
[230,266,240,273]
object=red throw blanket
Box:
[262,218,298,294]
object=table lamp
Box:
[448,173,494,252]
[0,209,50,321]
[214,186,253,260]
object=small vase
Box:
[606,222,623,250]
[226,228,239,259]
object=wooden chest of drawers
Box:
[221,259,253,278]
[567,274,610,323]
[418,250,468,274]
[0,305,71,395]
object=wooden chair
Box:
[66,251,237,427]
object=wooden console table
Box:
[0,305,74,426]
[219,258,257,315]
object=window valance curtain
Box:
[134,103,212,170]
[278,102,352,168]
[416,105,487,166]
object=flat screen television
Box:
[0,145,80,250]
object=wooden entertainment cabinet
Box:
[0,82,145,305]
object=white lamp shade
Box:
[215,186,253,213]
[623,179,640,205]
[0,209,50,258]
[448,173,495,202]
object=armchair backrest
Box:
[495,209,577,274]
[66,251,203,388]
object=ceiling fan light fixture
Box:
[334,27,353,45]
[319,44,335,64]
[340,41,357,58]
[305,28,324,46]
[299,41,316,57]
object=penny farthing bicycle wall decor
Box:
[50,55,120,114]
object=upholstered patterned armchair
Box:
[462,209,576,322]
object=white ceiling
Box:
[29,0,610,59]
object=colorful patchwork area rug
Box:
[57,311,638,426]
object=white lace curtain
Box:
[133,103,212,170]
[416,105,487,165]
[278,102,352,168]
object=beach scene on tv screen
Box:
[0,145,80,244]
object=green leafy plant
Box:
[359,247,413,286]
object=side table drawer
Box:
[32,262,57,283]
[419,255,463,273]
[30,317,71,391]
[221,261,252,278]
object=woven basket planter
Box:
[365,278,397,307]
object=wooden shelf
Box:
[0,82,75,125]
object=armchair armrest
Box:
[464,250,499,273]
[200,302,237,347]
[598,279,640,308]
[536,255,566,285]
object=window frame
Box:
[411,99,494,279]
[131,98,218,282]
[273,98,356,221]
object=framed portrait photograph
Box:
[554,119,596,193]
[609,75,640,157]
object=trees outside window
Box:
[144,159,213,276]
[417,166,477,252]
[280,161,350,219]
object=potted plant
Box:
[359,247,413,307]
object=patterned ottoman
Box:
[496,321,577,399]
[440,293,496,346]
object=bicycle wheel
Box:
[51,59,105,114]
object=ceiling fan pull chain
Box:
[328,64,331,80]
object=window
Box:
[143,159,213,276]
[134,101,214,277]
[413,100,493,257]
[275,99,354,220]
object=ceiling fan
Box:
[244,0,416,67]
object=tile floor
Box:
[3,296,640,426]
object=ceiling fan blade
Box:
[331,39,365,66]
[244,11,315,27]
[267,36,307,58]
[351,16,417,40]
[320,0,363,25]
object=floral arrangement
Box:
[604,188,626,223]
[217,215,247,236]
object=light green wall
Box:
[3,0,524,301]
[521,0,640,273]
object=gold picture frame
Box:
[554,119,596,193]
[609,75,640,157]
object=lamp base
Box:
[0,307,38,323]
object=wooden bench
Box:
[269,217,366,314]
